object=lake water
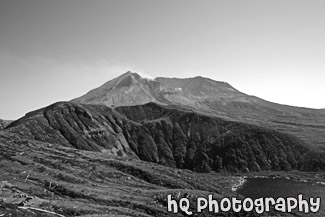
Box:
[237,177,325,216]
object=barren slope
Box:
[72,72,325,149]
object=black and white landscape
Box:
[1,1,325,216]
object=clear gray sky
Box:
[1,0,324,119]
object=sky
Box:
[0,0,325,120]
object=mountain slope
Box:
[5,102,325,173]
[72,71,166,107]
[72,72,325,149]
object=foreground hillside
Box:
[0,131,245,216]
[5,102,325,173]
[1,129,304,217]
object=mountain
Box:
[73,72,325,150]
[5,102,325,172]
[1,72,325,216]
[72,71,166,106]
[72,71,247,109]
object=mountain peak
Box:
[72,71,163,106]
[72,71,251,111]
[115,70,141,81]
[72,71,248,108]
[121,70,140,77]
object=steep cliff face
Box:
[5,102,325,172]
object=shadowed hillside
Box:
[5,102,325,173]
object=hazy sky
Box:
[1,0,325,119]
